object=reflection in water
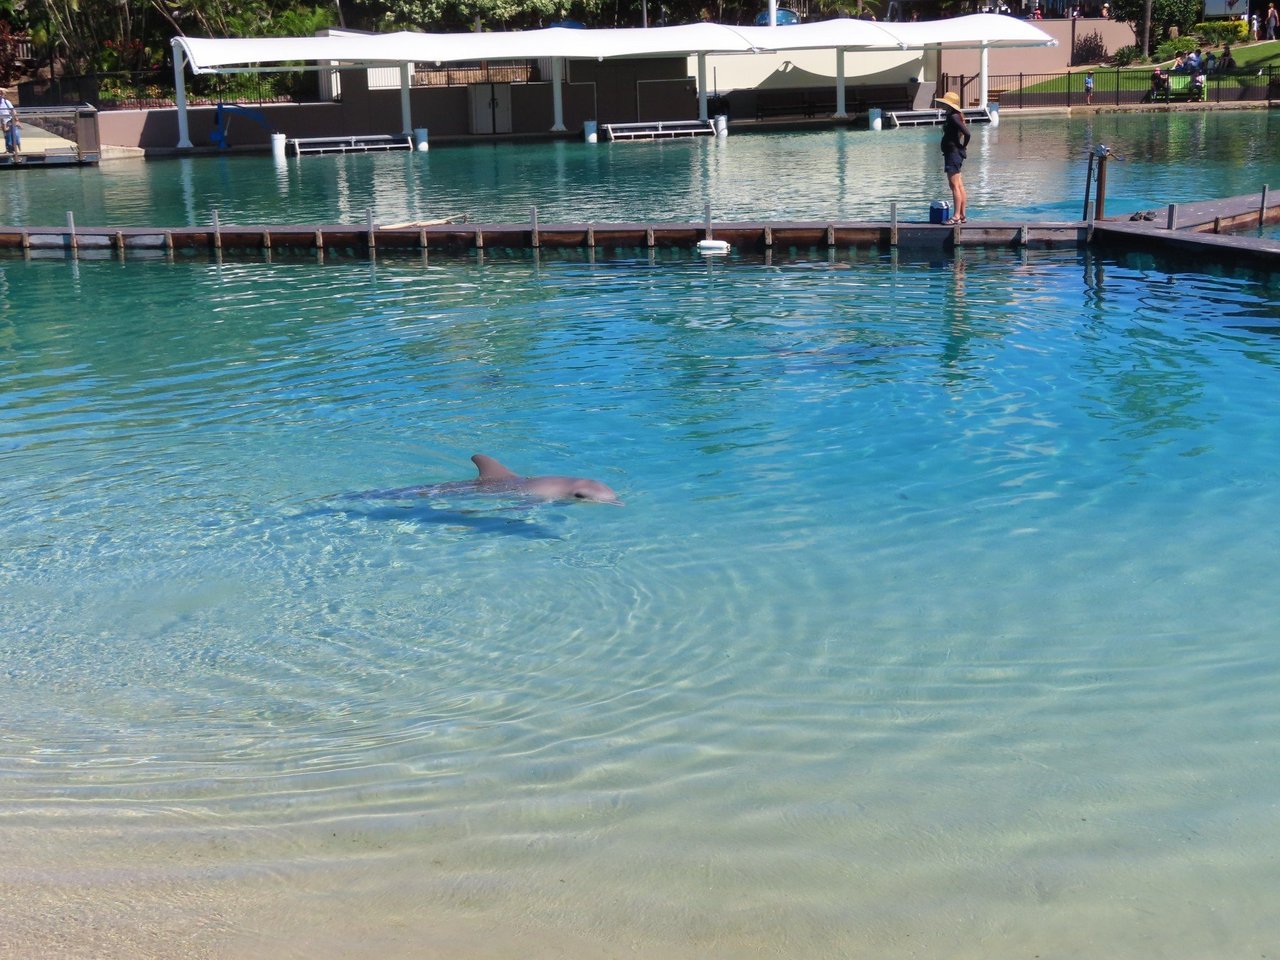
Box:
[3,113,1278,230]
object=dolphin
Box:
[466,454,624,505]
[344,454,624,506]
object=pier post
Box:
[366,209,376,255]
[1093,150,1109,220]
[834,49,848,119]
[531,206,540,248]
[1166,204,1178,230]
[66,211,77,256]
[1260,185,1270,226]
[979,45,990,109]
[696,55,711,122]
[212,209,222,250]
[398,63,413,137]
[551,58,567,132]
[890,201,898,248]
[172,41,193,150]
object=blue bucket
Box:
[929,200,951,224]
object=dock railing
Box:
[3,104,99,164]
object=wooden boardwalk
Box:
[0,191,1276,264]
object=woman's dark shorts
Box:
[943,150,965,175]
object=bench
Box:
[288,135,413,157]
[754,92,835,120]
[1144,74,1204,103]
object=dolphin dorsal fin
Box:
[472,454,520,480]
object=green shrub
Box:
[1193,19,1248,45]
[1154,35,1198,61]
[1073,30,1109,65]
[1111,43,1144,66]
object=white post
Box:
[768,0,778,24]
[979,44,990,109]
[551,57,566,131]
[697,53,709,122]
[834,48,847,118]
[172,41,193,149]
[399,62,413,136]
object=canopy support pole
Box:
[697,53,709,122]
[979,44,990,109]
[834,48,847,118]
[173,43,193,149]
[551,57,566,131]
[399,62,413,136]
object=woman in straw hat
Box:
[935,90,969,224]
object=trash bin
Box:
[929,200,951,224]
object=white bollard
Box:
[414,127,429,152]
[713,114,728,138]
[584,120,598,144]
[868,108,883,132]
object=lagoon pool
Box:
[3,113,1280,959]
[1,110,1278,229]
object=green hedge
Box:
[1193,20,1248,45]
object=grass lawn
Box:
[1012,39,1280,94]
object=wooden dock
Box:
[0,191,1276,264]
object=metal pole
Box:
[1082,153,1096,221]
[1094,153,1108,220]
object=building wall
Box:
[940,17,1137,77]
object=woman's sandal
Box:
[945,216,963,225]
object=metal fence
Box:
[21,61,543,110]
[940,67,1279,109]
[19,71,308,110]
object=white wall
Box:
[691,49,924,93]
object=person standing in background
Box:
[0,88,20,159]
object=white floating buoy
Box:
[699,201,729,255]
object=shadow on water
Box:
[293,500,564,541]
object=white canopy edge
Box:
[172,14,1055,74]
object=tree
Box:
[1106,0,1201,51]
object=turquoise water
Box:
[3,113,1280,958]
[4,246,1280,958]
[2,110,1278,228]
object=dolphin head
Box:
[520,474,623,506]
[565,477,624,506]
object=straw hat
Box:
[934,91,962,111]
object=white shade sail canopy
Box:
[172,14,1055,74]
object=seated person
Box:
[1205,51,1217,72]
[1171,54,1186,72]
[1150,67,1169,95]
[1191,71,1206,100]
[1220,45,1237,70]
[1186,49,1202,71]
